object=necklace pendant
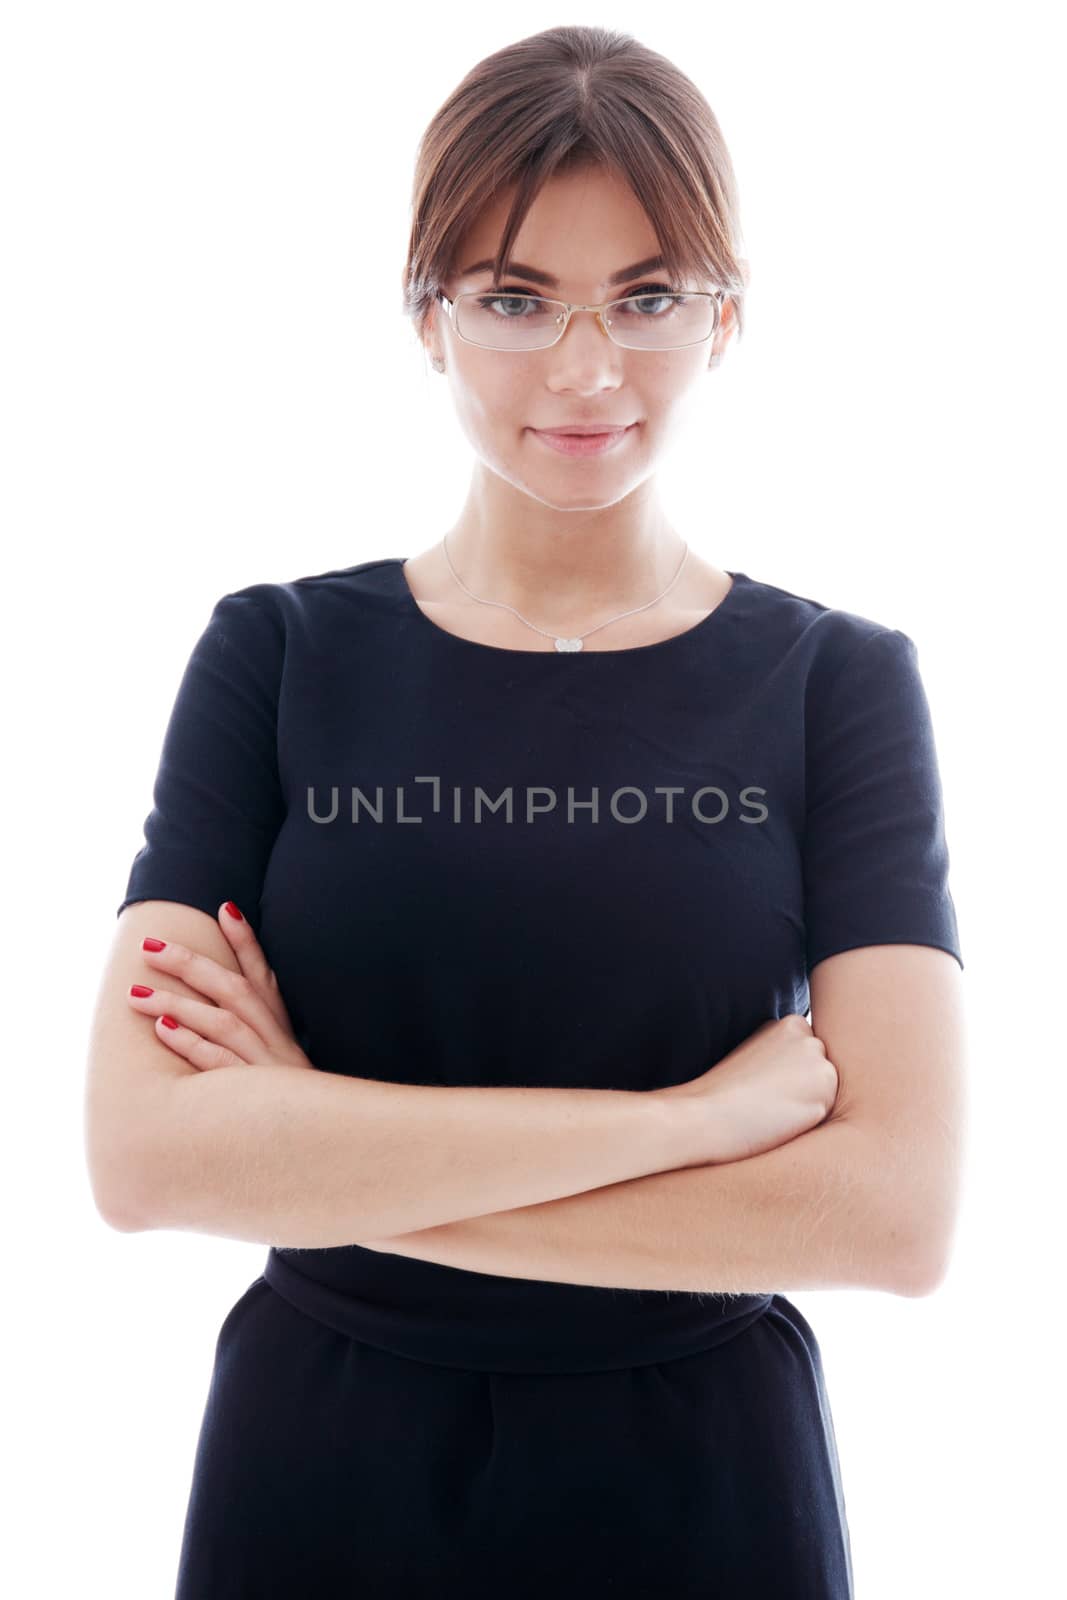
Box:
[555,637,584,653]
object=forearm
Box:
[361,1114,920,1296]
[133,1063,682,1248]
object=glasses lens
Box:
[455,293,565,350]
[455,292,718,350]
[607,292,718,349]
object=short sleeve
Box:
[116,588,286,935]
[802,626,963,973]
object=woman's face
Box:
[425,165,736,513]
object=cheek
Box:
[457,367,534,433]
[653,351,706,394]
[650,367,707,427]
[450,387,536,478]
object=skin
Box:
[405,161,742,651]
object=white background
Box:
[3,2,1063,1594]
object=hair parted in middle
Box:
[401,26,749,357]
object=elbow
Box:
[97,1199,150,1234]
[897,1253,949,1298]
[865,1130,960,1298]
[895,1245,947,1298]
[893,1204,954,1298]
[85,1085,174,1235]
[89,1175,152,1234]
[85,1141,157,1235]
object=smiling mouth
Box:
[531,423,638,455]
[535,425,632,435]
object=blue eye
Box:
[619,283,684,315]
[477,292,545,318]
[474,283,687,320]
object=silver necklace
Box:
[441,535,690,653]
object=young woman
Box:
[88,25,966,1598]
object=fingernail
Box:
[143,938,166,951]
[160,1015,179,1029]
[130,984,154,997]
[223,902,244,921]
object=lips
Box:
[531,423,637,457]
[536,425,628,435]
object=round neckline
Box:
[393,558,748,659]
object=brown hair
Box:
[401,25,748,353]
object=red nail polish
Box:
[143,938,166,952]
[224,902,244,921]
[130,984,154,997]
[160,1015,179,1029]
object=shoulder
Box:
[737,569,912,693]
[211,557,405,650]
[220,556,400,613]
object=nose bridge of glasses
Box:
[559,301,613,342]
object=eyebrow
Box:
[458,254,668,290]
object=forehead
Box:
[451,167,664,292]
[456,253,668,291]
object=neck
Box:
[440,524,688,632]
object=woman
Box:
[94,25,965,1598]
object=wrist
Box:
[645,1087,700,1173]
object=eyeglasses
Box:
[436,287,725,353]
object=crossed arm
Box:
[357,1114,915,1295]
[114,911,965,1294]
[358,945,967,1300]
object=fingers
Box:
[149,1013,244,1074]
[127,982,263,1067]
[138,933,283,1045]
[214,901,295,1034]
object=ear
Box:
[709,294,739,368]
[421,299,442,366]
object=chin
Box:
[520,480,639,514]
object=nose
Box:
[547,307,623,377]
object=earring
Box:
[431,355,445,373]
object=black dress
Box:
[117,557,963,1597]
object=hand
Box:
[126,899,316,1075]
[655,1014,840,1166]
